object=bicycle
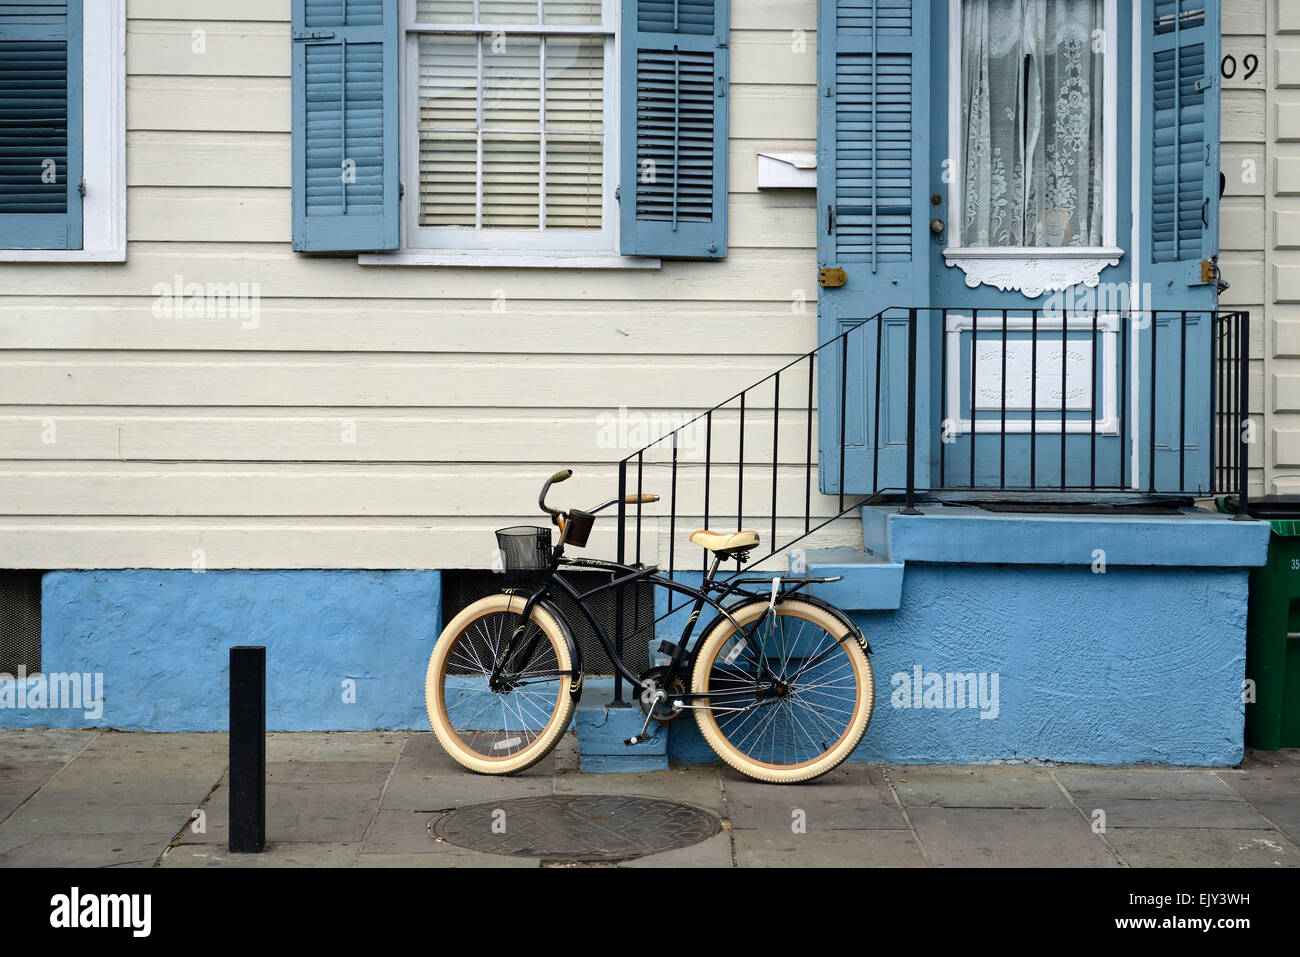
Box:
[425,470,877,784]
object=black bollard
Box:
[229,646,265,853]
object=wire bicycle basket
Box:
[495,526,553,575]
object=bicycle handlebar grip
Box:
[549,469,574,484]
[624,493,659,504]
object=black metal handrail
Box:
[606,304,1251,701]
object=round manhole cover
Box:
[433,794,721,862]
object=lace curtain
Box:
[960,0,1105,248]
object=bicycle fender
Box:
[685,597,770,674]
[536,596,585,701]
[789,593,872,656]
[686,594,871,675]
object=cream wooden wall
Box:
[1218,0,1267,498]
[2,1,1265,571]
[0,0,860,569]
[1257,0,1300,494]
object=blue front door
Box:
[818,0,1221,496]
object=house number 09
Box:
[1221,54,1259,81]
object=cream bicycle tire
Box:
[426,593,576,775]
[691,598,874,784]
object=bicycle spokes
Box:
[705,610,861,768]
[442,610,565,759]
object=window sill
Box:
[942,247,1124,298]
[0,247,126,264]
[358,250,662,269]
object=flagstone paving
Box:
[0,730,1295,868]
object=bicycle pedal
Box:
[624,732,655,747]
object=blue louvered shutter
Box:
[1146,0,1219,281]
[291,0,398,252]
[620,0,728,259]
[826,0,915,270]
[0,0,82,250]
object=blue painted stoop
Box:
[573,503,1273,769]
[801,548,905,611]
[574,677,668,772]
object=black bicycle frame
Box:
[491,551,842,699]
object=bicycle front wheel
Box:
[426,593,575,775]
[691,598,874,784]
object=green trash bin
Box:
[1244,500,1300,749]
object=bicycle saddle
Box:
[689,529,760,555]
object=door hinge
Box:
[819,267,847,288]
[292,30,336,41]
[77,177,86,197]
[716,74,727,97]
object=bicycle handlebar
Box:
[539,469,660,523]
[538,469,573,517]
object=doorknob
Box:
[930,218,946,236]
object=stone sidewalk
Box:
[1,729,1298,868]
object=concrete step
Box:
[573,677,668,773]
[796,547,905,611]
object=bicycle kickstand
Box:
[624,689,665,746]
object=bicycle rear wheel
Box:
[426,593,575,775]
[691,598,874,784]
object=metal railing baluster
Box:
[1239,313,1250,517]
[1060,309,1068,491]
[1031,310,1038,489]
[903,308,920,514]
[1179,311,1188,492]
[873,314,883,494]
[1149,312,1158,495]
[804,358,813,533]
[1000,308,1008,489]
[1090,309,1098,490]
[771,372,780,549]
[970,310,978,489]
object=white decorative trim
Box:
[0,0,126,263]
[944,312,1121,436]
[943,248,1124,298]
[359,250,660,269]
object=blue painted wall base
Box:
[662,563,1252,768]
[574,679,668,772]
[1,570,440,731]
[661,508,1265,768]
[6,530,1263,769]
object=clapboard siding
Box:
[0,354,809,408]
[2,245,818,299]
[0,464,843,517]
[0,300,818,352]
[0,409,811,463]
[1227,0,1300,494]
[123,189,817,247]
[126,133,817,194]
[0,0,829,567]
[127,23,814,84]
[0,517,859,570]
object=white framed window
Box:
[400,0,618,254]
[0,0,125,263]
[944,0,1121,294]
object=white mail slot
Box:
[756,152,817,189]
